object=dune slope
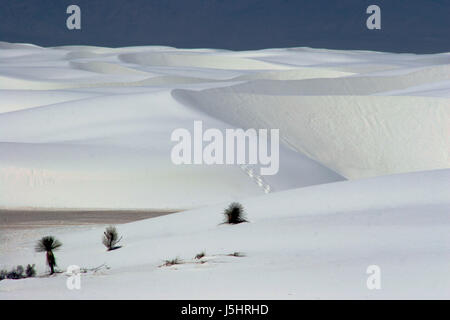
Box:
[0,169,449,299]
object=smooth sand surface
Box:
[0,209,178,230]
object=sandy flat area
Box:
[0,209,178,230]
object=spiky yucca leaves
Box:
[35,236,62,275]
[223,202,248,224]
[102,226,122,251]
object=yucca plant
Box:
[35,236,62,275]
[223,202,248,224]
[102,226,122,251]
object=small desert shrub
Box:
[102,226,122,251]
[0,264,37,281]
[0,269,7,281]
[228,252,246,257]
[194,251,206,260]
[7,265,24,279]
[223,202,247,224]
[163,257,182,267]
[26,264,36,278]
[35,236,62,275]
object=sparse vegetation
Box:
[162,257,183,267]
[102,226,122,251]
[35,236,62,275]
[0,264,36,281]
[0,269,7,281]
[228,252,246,257]
[26,264,36,278]
[194,251,206,260]
[8,265,24,279]
[223,202,248,224]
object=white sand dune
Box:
[0,42,449,299]
[118,51,292,70]
[174,90,449,179]
[69,61,151,76]
[0,44,362,209]
[0,90,102,114]
[0,42,448,206]
[233,68,355,81]
[227,64,450,95]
